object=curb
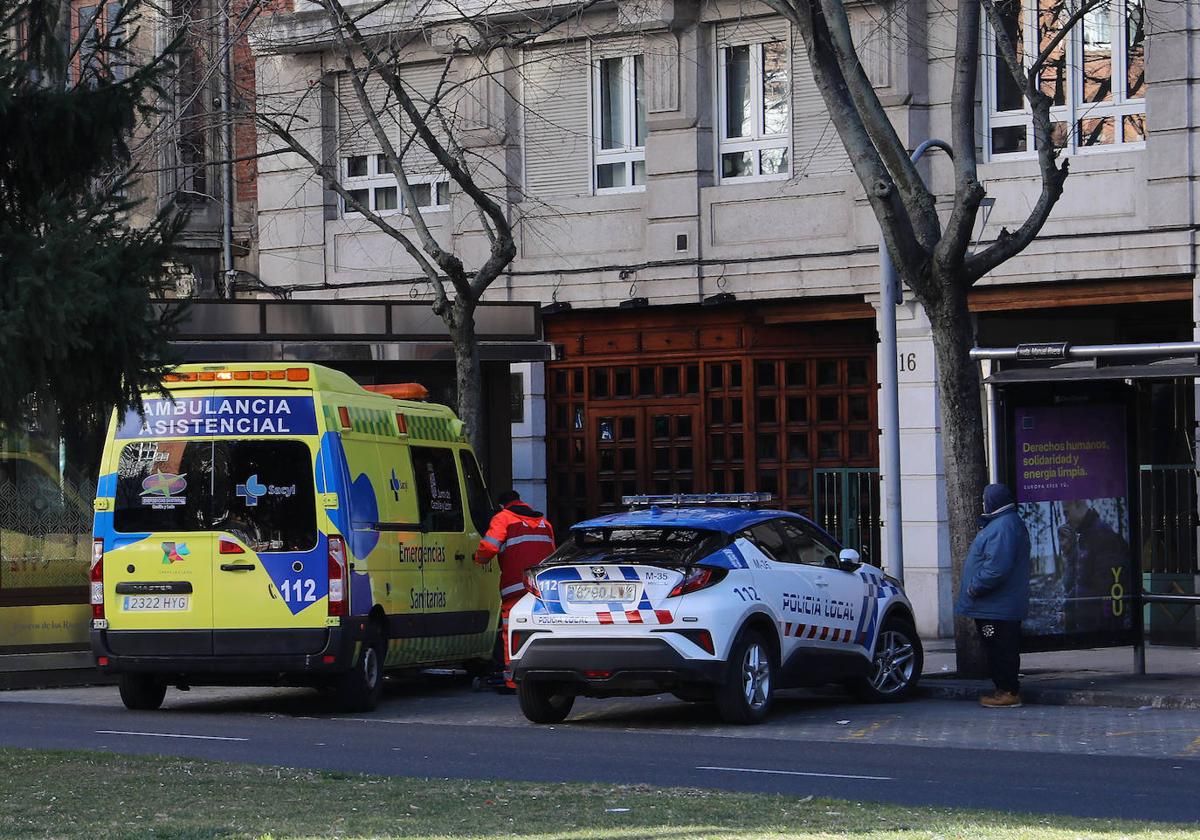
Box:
[920,677,1200,710]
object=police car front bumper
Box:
[91,619,369,682]
[512,636,725,696]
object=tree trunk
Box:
[450,302,488,475]
[925,278,989,676]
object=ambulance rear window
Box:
[113,440,317,552]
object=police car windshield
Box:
[546,527,726,566]
[113,440,317,552]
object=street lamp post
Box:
[878,138,953,586]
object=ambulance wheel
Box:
[335,636,384,713]
[518,680,574,724]
[118,674,166,711]
[715,629,775,725]
[847,615,922,703]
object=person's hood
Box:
[505,502,544,519]
[983,483,1015,516]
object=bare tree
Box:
[256,0,597,468]
[760,0,1121,670]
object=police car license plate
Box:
[564,582,637,603]
[122,595,189,611]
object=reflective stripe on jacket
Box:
[476,502,556,596]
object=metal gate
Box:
[1138,463,1198,645]
[1138,465,1197,576]
[814,468,881,566]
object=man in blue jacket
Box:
[956,483,1032,708]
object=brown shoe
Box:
[980,691,1023,708]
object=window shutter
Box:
[714,15,789,49]
[335,70,390,157]
[592,33,643,60]
[336,63,447,173]
[792,37,851,176]
[396,61,447,176]
[522,44,591,199]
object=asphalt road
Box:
[1,679,1198,822]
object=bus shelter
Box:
[972,340,1200,669]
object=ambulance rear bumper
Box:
[91,621,366,679]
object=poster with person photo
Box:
[1014,404,1134,642]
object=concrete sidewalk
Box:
[921,639,1200,709]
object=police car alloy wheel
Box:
[849,615,922,703]
[715,630,775,725]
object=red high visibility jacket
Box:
[476,502,556,599]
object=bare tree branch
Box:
[764,0,932,297]
[933,0,987,278]
[319,0,514,273]
[812,0,940,250]
[325,14,472,301]
[257,112,449,310]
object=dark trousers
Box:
[975,619,1021,695]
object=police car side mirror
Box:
[837,548,861,572]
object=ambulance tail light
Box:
[327,535,348,617]
[522,568,541,598]
[90,539,105,619]
[668,566,726,598]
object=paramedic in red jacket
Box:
[475,490,556,688]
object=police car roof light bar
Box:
[621,493,774,509]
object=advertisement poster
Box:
[1014,404,1133,641]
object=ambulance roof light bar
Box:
[622,493,774,509]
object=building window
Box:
[341,154,450,217]
[986,0,1146,157]
[718,40,790,181]
[71,0,124,84]
[594,55,646,193]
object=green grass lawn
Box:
[0,748,1192,840]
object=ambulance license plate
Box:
[564,582,637,603]
[123,595,189,611]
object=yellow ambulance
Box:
[90,363,499,711]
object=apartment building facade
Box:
[250,0,1192,638]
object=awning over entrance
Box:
[163,299,551,362]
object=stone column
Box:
[510,362,548,512]
[876,297,953,638]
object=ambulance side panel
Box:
[373,439,426,666]
[409,443,497,664]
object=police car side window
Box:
[776,519,839,567]
[458,451,492,534]
[411,446,464,533]
[745,521,794,564]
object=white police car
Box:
[508,494,921,725]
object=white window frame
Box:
[716,39,791,183]
[340,153,451,217]
[984,0,1146,160]
[592,54,646,195]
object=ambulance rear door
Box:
[106,418,217,654]
[210,437,328,654]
